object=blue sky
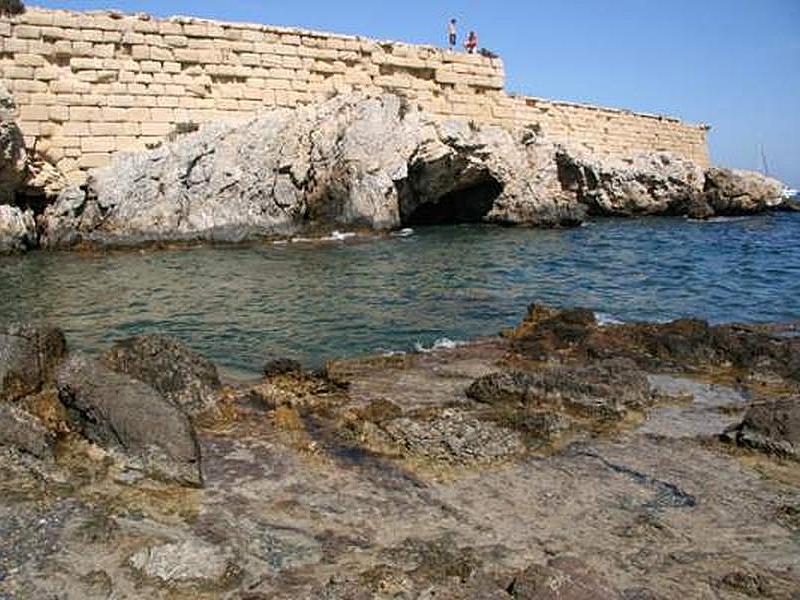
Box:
[36,1,800,186]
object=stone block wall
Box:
[0,7,710,185]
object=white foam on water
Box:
[596,312,625,326]
[391,228,415,237]
[413,337,465,353]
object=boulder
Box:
[556,150,705,216]
[56,354,202,486]
[103,335,221,416]
[723,397,799,460]
[0,204,36,253]
[703,167,785,215]
[0,402,55,458]
[0,323,67,401]
[467,360,653,421]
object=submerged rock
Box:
[0,323,67,401]
[263,357,303,378]
[103,335,221,416]
[56,354,202,486]
[723,397,800,460]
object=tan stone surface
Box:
[0,7,710,182]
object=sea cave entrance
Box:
[398,157,504,226]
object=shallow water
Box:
[1,213,799,376]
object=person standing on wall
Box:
[447,18,457,51]
[464,30,478,54]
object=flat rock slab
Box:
[129,539,237,587]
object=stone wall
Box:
[0,7,710,185]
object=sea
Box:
[1,212,799,378]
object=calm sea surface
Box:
[2,213,799,377]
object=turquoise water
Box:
[2,213,799,377]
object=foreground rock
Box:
[0,323,67,401]
[510,303,800,382]
[104,335,221,416]
[56,354,202,486]
[0,402,55,458]
[724,397,800,460]
[703,167,786,215]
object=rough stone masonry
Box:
[0,7,710,186]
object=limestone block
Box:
[187,37,214,50]
[78,153,111,169]
[140,61,162,73]
[241,29,264,42]
[107,95,137,107]
[2,65,34,79]
[157,96,180,108]
[159,21,184,36]
[51,40,73,55]
[150,46,174,61]
[134,73,154,84]
[14,53,47,68]
[71,41,92,56]
[2,37,28,52]
[140,121,172,136]
[19,105,49,121]
[133,19,159,34]
[164,35,189,48]
[14,25,42,39]
[82,29,105,43]
[150,107,175,122]
[29,92,57,106]
[183,24,207,37]
[10,80,48,94]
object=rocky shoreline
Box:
[0,87,793,254]
[1,303,798,598]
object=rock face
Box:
[724,398,799,460]
[508,556,619,599]
[0,323,67,401]
[556,150,706,216]
[703,167,785,215]
[103,335,221,416]
[56,354,202,486]
[0,82,27,205]
[0,204,36,253]
[40,95,583,248]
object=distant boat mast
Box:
[760,144,770,176]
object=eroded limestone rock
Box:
[103,335,221,416]
[56,353,203,486]
[0,204,36,253]
[0,402,55,458]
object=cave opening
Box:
[400,176,504,227]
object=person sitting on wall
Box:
[447,18,457,51]
[464,30,478,54]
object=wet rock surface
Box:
[103,334,221,416]
[510,303,800,382]
[56,353,203,486]
[1,306,799,598]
